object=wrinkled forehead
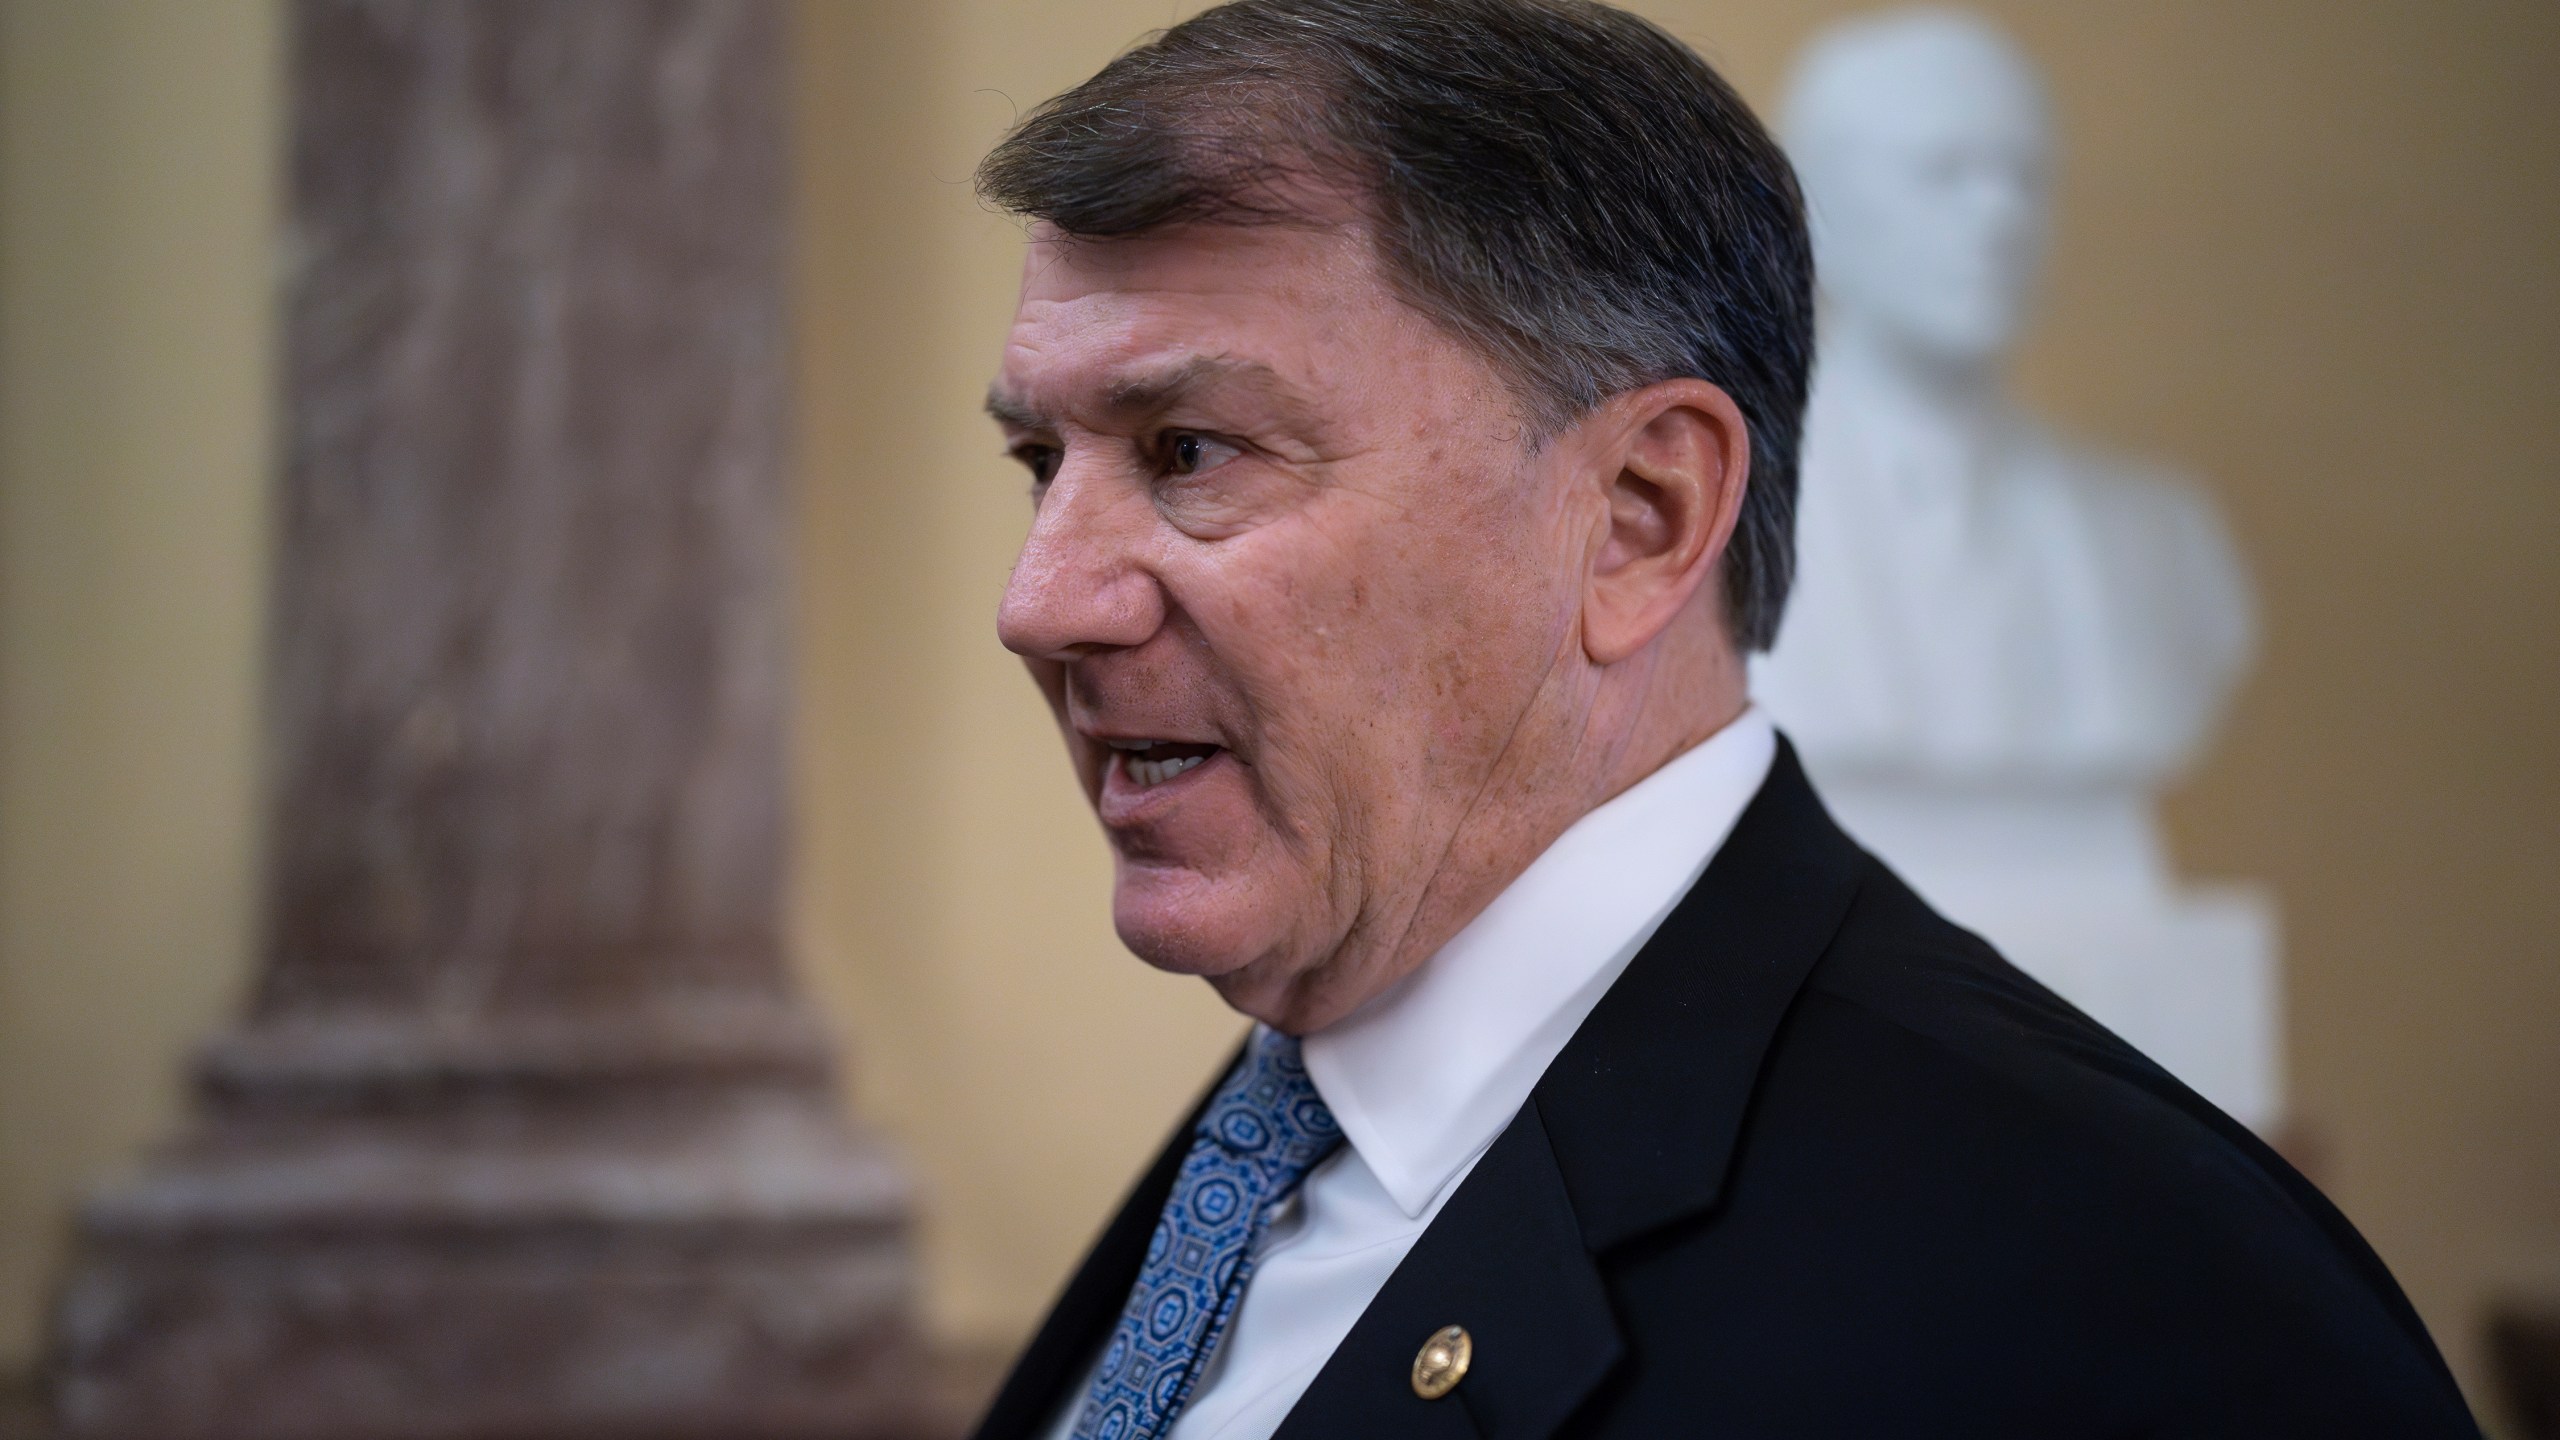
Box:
[1013,220,1375,320]
[996,221,1405,417]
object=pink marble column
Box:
[49,4,921,1435]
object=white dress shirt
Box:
[1043,707,1777,1440]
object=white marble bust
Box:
[1754,8,2279,1127]
[1759,7,2254,791]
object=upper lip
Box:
[1075,726,1224,751]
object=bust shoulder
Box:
[1759,409,2254,786]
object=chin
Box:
[1917,291,2029,360]
[1110,859,1286,981]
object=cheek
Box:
[1195,493,1559,780]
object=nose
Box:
[997,459,1168,662]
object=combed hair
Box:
[976,0,1814,651]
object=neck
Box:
[1576,609,1751,808]
[1821,308,2007,431]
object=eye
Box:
[1161,431,1240,478]
[1011,443,1062,488]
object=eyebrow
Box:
[984,355,1309,433]
[984,387,1046,431]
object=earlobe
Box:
[1580,380,1750,666]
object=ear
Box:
[1580,378,1751,666]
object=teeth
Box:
[1123,752,1209,788]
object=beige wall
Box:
[0,0,280,1372]
[0,1,2549,1427]
[788,0,2560,1421]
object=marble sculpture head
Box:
[1783,8,2054,374]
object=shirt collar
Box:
[1300,707,1778,1218]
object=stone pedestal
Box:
[47,4,920,1435]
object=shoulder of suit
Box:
[1736,857,2315,1224]
[1790,858,2243,1148]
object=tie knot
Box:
[1198,1028,1341,1182]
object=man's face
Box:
[990,220,1587,1031]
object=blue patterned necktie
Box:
[1071,1027,1344,1440]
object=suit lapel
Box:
[1535,739,1865,1250]
[970,1039,1246,1440]
[1271,1102,1621,1440]
[1274,740,1865,1439]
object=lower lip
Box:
[1098,748,1232,822]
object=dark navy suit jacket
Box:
[976,742,2478,1438]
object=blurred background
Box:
[0,0,2552,1434]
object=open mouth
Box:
[1105,739,1224,789]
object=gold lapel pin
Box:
[1411,1324,1473,1399]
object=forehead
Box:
[998,222,1406,409]
[1016,219,1376,311]
[1806,41,2050,165]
